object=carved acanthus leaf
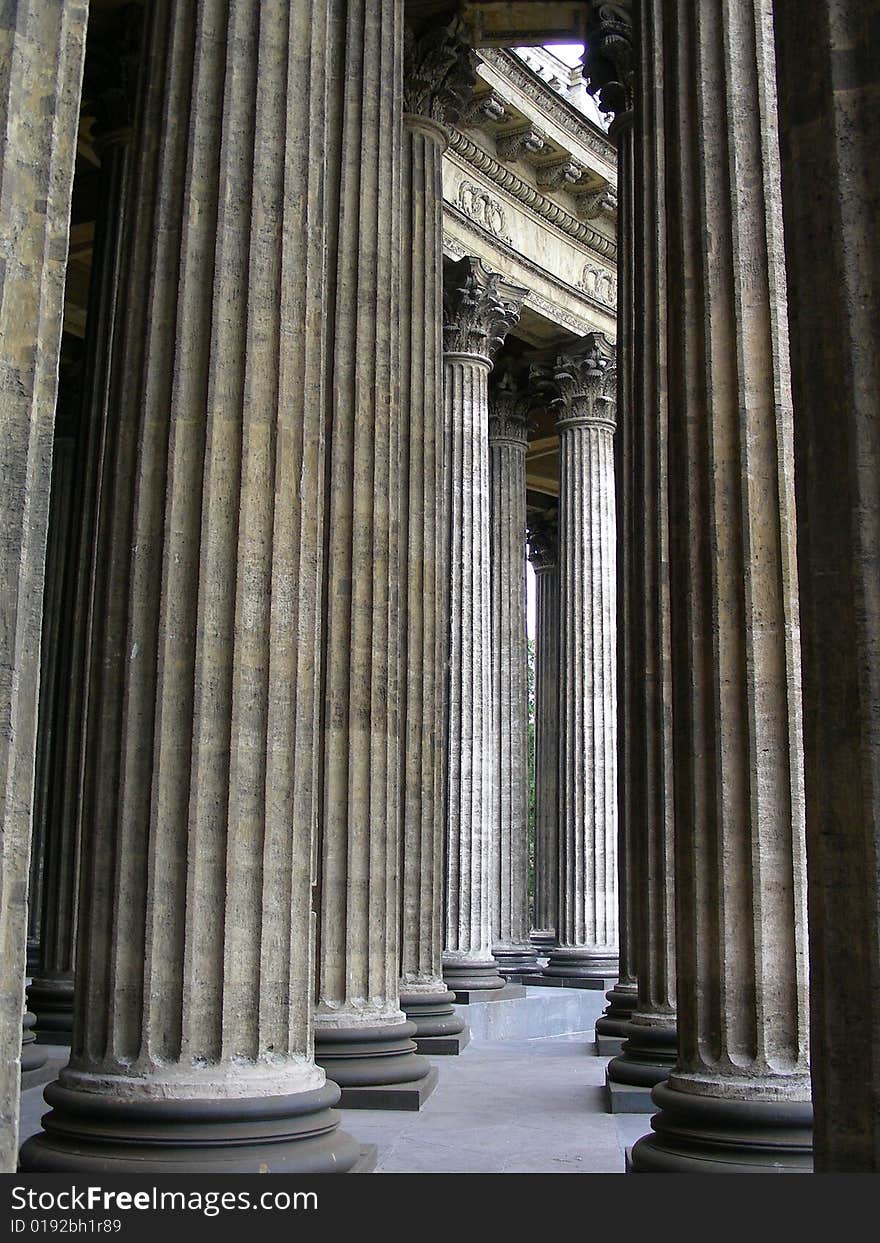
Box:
[527,508,559,570]
[443,257,527,360]
[531,332,617,429]
[403,19,477,127]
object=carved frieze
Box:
[579,262,617,307]
[457,180,508,239]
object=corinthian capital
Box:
[404,18,477,128]
[583,2,634,119]
[488,358,533,446]
[443,257,527,360]
[527,507,558,571]
[533,332,617,430]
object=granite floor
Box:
[342,1032,651,1174]
[18,1031,653,1175]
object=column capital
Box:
[403,16,476,135]
[583,2,635,121]
[534,332,617,432]
[488,358,532,448]
[527,507,558,571]
[443,256,527,361]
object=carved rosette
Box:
[443,256,527,361]
[403,19,477,130]
[535,332,617,431]
[488,360,533,447]
[527,508,558,572]
[584,2,634,120]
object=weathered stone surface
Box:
[21,0,366,1173]
[774,0,880,1174]
[631,0,811,1173]
[527,508,558,947]
[0,0,87,1174]
[607,5,676,1087]
[442,256,525,993]
[488,361,538,974]
[29,29,140,1049]
[397,21,472,1050]
[314,0,433,1104]
[539,334,620,983]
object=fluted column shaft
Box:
[22,0,364,1174]
[632,0,811,1173]
[398,115,453,1011]
[545,339,619,981]
[608,1,677,1089]
[0,0,87,1172]
[442,256,525,993]
[443,353,498,989]
[598,99,638,1036]
[488,395,538,973]
[529,519,558,945]
[395,21,474,1050]
[29,71,136,1046]
[774,0,880,1173]
[313,0,433,1101]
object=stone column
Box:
[0,0,87,1173]
[29,25,139,1048]
[442,256,526,994]
[541,335,620,986]
[586,8,638,1042]
[21,0,367,1173]
[488,361,539,976]
[396,21,473,1055]
[313,0,436,1111]
[608,0,677,1095]
[631,0,812,1172]
[774,0,880,1173]
[527,508,558,950]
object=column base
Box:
[595,980,638,1039]
[543,946,619,983]
[451,983,526,1004]
[493,944,542,975]
[604,1073,656,1113]
[315,1020,435,1110]
[442,956,505,992]
[593,1035,626,1056]
[19,1080,368,1173]
[27,974,74,1046]
[21,1012,48,1075]
[400,989,469,1055]
[607,1015,677,1088]
[529,929,556,950]
[629,1081,813,1173]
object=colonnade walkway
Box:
[17,989,648,1174]
[348,1032,643,1173]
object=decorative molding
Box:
[535,157,585,190]
[479,48,616,166]
[447,129,617,260]
[579,262,617,308]
[496,124,547,161]
[457,180,508,240]
[443,256,527,359]
[442,223,617,334]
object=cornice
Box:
[446,129,617,261]
[479,48,616,168]
[442,220,614,339]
